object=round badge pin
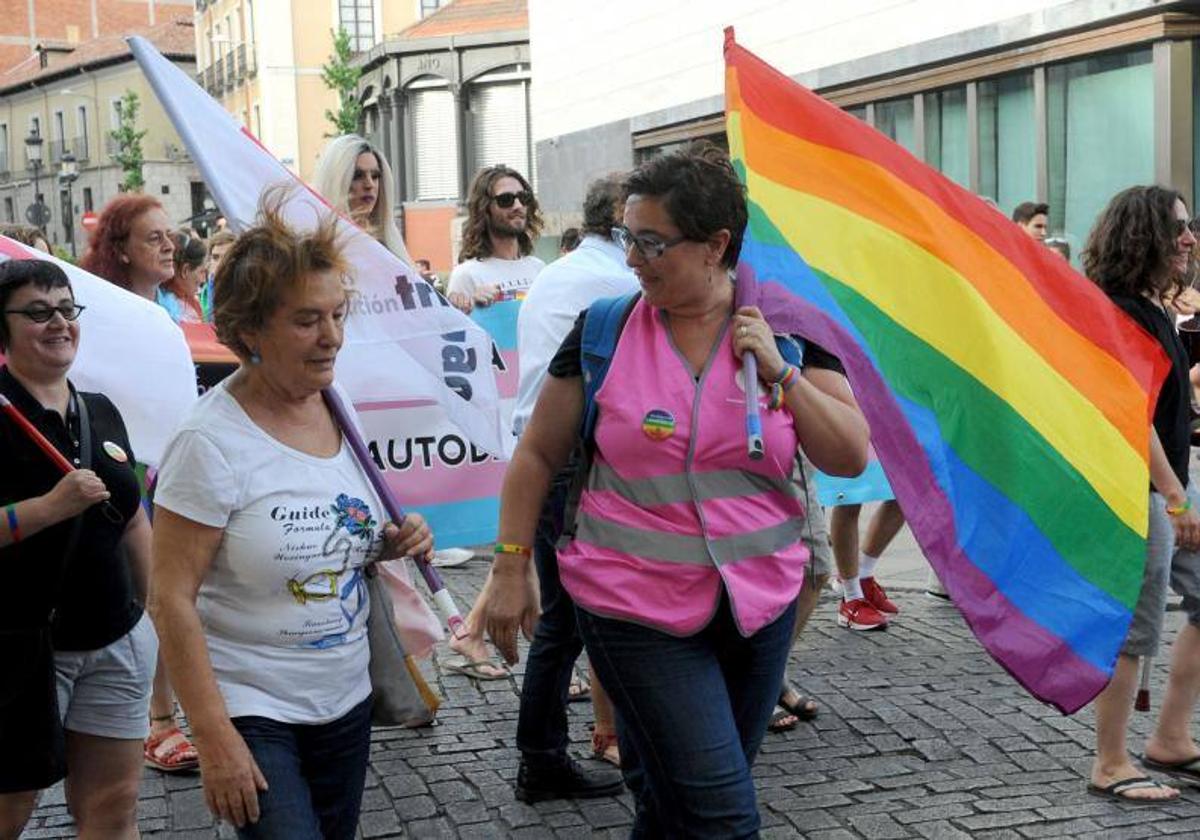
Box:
[103,440,128,463]
[642,409,676,441]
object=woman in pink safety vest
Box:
[477,143,870,837]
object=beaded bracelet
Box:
[494,542,532,557]
[1167,498,1193,517]
[4,503,19,543]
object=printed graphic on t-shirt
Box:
[274,493,381,649]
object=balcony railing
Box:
[71,135,89,161]
[235,44,246,82]
[105,135,120,158]
[48,138,66,164]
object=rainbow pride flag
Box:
[725,30,1169,713]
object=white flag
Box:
[128,36,508,457]
[0,236,197,467]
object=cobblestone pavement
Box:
[23,560,1200,839]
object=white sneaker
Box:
[431,548,475,568]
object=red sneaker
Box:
[838,597,889,631]
[861,576,899,615]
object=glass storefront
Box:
[977,72,1036,218]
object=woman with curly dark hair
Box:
[1083,185,1200,803]
[446,165,544,313]
[473,143,869,834]
[80,195,175,301]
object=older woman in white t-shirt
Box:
[148,200,432,839]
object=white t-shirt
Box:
[154,380,381,724]
[512,236,638,436]
[447,255,545,301]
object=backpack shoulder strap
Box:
[580,291,639,444]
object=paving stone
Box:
[359,808,403,838]
[846,813,910,838]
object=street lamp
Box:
[59,153,79,258]
[24,130,49,232]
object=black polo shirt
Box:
[0,366,143,650]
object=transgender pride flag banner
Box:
[357,300,520,548]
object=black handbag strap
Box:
[47,392,92,625]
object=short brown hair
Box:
[208,229,237,251]
[213,189,349,360]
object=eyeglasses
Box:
[611,225,689,260]
[1174,219,1200,237]
[4,303,86,323]
[492,190,533,209]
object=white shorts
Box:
[55,612,158,740]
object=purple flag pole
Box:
[322,387,467,639]
[735,263,765,461]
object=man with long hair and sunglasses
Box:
[447,165,545,314]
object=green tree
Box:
[109,90,147,192]
[321,27,363,136]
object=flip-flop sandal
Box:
[568,674,592,703]
[591,730,620,767]
[1086,776,1178,803]
[1142,754,1200,784]
[767,707,798,733]
[778,682,819,721]
[144,726,199,773]
[443,654,510,681]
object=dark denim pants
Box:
[578,595,796,839]
[514,476,585,768]
[230,695,372,840]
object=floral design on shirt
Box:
[332,493,377,542]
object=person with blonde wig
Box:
[310,135,410,262]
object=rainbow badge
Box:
[642,409,675,441]
[103,441,129,463]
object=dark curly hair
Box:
[1082,185,1190,298]
[458,165,542,262]
[623,141,747,269]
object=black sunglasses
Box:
[492,190,533,209]
[4,303,86,323]
[1174,218,1200,237]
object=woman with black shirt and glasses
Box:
[0,259,156,840]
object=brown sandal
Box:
[592,730,620,768]
[144,725,199,773]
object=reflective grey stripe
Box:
[589,461,800,506]
[575,511,806,567]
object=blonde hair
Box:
[311,134,411,262]
[213,188,350,361]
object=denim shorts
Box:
[1124,487,1200,656]
[55,611,157,740]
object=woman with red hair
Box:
[79,194,200,774]
[80,195,175,300]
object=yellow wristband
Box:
[1167,499,1192,517]
[494,542,532,557]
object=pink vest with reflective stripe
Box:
[558,299,809,637]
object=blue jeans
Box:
[515,476,584,768]
[579,595,796,838]
[231,696,372,840]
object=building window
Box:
[978,72,1035,217]
[338,0,375,52]
[3,197,12,222]
[1047,48,1152,250]
[76,105,89,159]
[408,83,458,200]
[874,97,915,154]
[420,0,440,18]
[83,186,93,212]
[0,123,8,173]
[844,105,867,122]
[469,77,531,178]
[923,87,968,187]
[30,116,40,138]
